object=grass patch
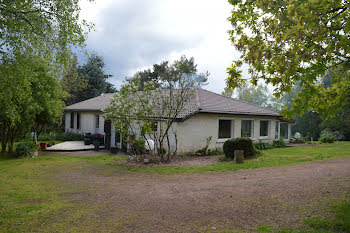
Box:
[304,201,350,232]
[110,142,350,174]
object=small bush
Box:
[207,147,223,155]
[54,133,84,141]
[254,141,273,150]
[223,137,255,159]
[320,136,335,143]
[15,142,38,157]
[320,128,345,141]
[47,141,56,147]
[38,134,52,141]
[273,138,286,148]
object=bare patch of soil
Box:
[52,158,350,232]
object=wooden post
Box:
[234,150,244,163]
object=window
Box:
[280,123,289,139]
[218,119,232,139]
[275,121,280,139]
[70,112,74,129]
[260,120,269,137]
[77,113,81,129]
[96,114,100,129]
[151,121,158,132]
[241,120,253,137]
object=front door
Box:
[104,120,111,150]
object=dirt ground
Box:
[50,157,350,232]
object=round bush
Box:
[223,137,256,159]
[15,142,37,157]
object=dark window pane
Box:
[241,120,252,137]
[70,112,74,129]
[218,120,232,139]
[280,123,288,138]
[260,120,269,136]
[77,113,80,129]
[96,114,100,128]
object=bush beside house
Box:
[223,137,256,159]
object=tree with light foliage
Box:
[0,55,65,153]
[226,0,350,118]
[0,0,92,68]
[105,56,196,162]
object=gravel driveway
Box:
[55,158,350,232]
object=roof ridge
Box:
[198,88,279,114]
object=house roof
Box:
[65,88,282,119]
[65,93,115,112]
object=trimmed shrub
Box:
[273,138,286,148]
[223,137,255,159]
[15,142,38,157]
[54,133,84,141]
[254,141,273,150]
[320,136,335,143]
[38,134,52,141]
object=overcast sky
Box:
[79,0,243,94]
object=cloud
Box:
[79,0,242,93]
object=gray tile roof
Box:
[65,93,115,112]
[65,88,281,119]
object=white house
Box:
[65,88,292,153]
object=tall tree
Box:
[0,54,65,153]
[106,56,197,162]
[61,55,87,105]
[226,0,350,118]
[71,54,116,103]
[130,56,209,90]
[0,0,92,68]
[233,84,282,111]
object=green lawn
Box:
[0,142,349,232]
[111,141,350,174]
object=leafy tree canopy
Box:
[61,54,116,105]
[226,0,350,118]
[0,0,92,67]
[0,54,65,152]
[130,55,209,90]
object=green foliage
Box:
[0,0,92,70]
[272,138,287,148]
[236,84,282,111]
[223,137,256,159]
[227,0,350,118]
[15,142,37,157]
[320,136,335,144]
[130,55,209,91]
[74,54,116,103]
[321,128,345,141]
[54,133,84,142]
[0,55,65,153]
[197,136,213,156]
[207,147,223,155]
[289,137,306,144]
[105,55,197,161]
[304,201,350,232]
[254,141,273,150]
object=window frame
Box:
[280,122,289,139]
[96,114,100,129]
[275,120,280,140]
[259,119,270,138]
[241,118,254,138]
[218,117,234,140]
[70,112,74,129]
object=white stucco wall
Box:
[175,113,284,154]
[65,111,105,135]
